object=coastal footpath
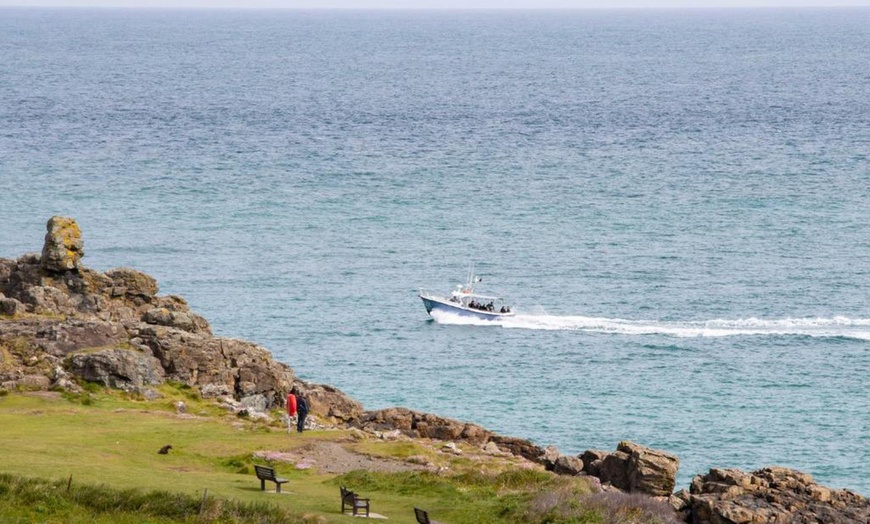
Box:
[1,217,868,524]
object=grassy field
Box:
[0,386,677,524]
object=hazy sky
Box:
[3,0,870,8]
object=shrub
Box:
[61,390,94,406]
[521,486,682,524]
[81,381,103,394]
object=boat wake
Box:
[429,310,870,340]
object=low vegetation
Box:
[0,386,677,523]
[0,473,307,524]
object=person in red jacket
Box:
[289,386,309,433]
[287,391,297,417]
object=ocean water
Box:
[1,7,869,494]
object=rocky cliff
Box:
[2,217,868,524]
[0,217,360,419]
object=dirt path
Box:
[256,440,426,475]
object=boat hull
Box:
[420,295,513,321]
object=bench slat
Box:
[254,465,288,493]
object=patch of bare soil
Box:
[258,440,425,475]
[23,391,62,400]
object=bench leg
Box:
[260,479,265,491]
[276,482,281,493]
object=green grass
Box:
[0,388,673,523]
[0,473,308,523]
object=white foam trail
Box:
[430,310,870,340]
[429,309,504,326]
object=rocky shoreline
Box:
[2,217,867,524]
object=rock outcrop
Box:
[41,216,84,273]
[488,434,547,462]
[356,407,494,445]
[0,217,355,416]
[67,348,165,392]
[682,466,870,524]
[581,441,680,497]
[306,383,364,423]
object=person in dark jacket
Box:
[292,387,309,433]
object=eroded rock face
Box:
[142,307,210,334]
[67,348,165,392]
[133,325,296,409]
[41,216,84,273]
[687,466,870,524]
[583,441,679,497]
[597,450,631,491]
[304,383,364,422]
[105,268,158,302]
[0,220,323,413]
[621,441,680,497]
[580,449,609,477]
[489,435,546,463]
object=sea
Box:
[1,7,869,495]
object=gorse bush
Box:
[522,486,683,524]
[583,491,683,524]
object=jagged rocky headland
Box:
[1,217,867,524]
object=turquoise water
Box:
[2,8,869,494]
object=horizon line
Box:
[2,3,868,9]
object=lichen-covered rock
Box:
[41,216,84,273]
[141,307,210,334]
[135,326,295,409]
[37,319,129,356]
[66,348,165,391]
[105,268,158,301]
[0,220,355,419]
[688,466,870,524]
[21,285,74,314]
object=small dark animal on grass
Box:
[158,445,173,455]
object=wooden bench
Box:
[254,465,288,493]
[340,486,370,517]
[414,507,442,524]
